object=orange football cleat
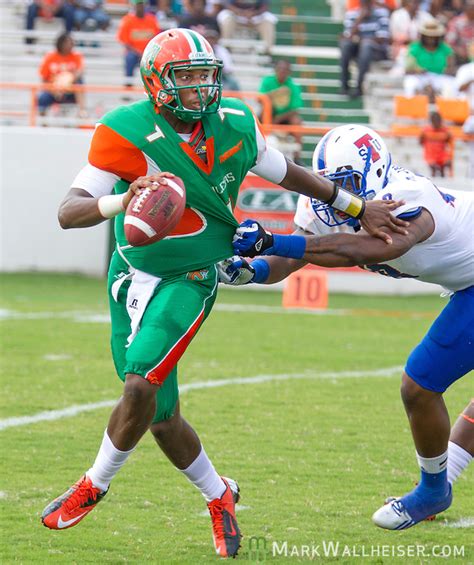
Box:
[42,475,107,530]
[207,477,241,558]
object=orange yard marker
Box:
[283,268,328,310]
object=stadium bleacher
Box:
[0,0,471,177]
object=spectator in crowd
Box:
[74,0,110,31]
[346,0,398,11]
[419,110,452,176]
[203,27,240,90]
[429,0,463,24]
[259,59,303,162]
[446,0,474,65]
[455,44,474,102]
[154,0,222,17]
[117,0,161,87]
[153,0,182,16]
[179,0,220,33]
[217,0,277,54]
[25,0,75,44]
[404,20,457,96]
[38,32,86,116]
[389,0,433,59]
[339,0,390,97]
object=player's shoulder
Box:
[219,97,253,115]
[376,166,434,202]
[215,97,256,132]
[100,99,149,128]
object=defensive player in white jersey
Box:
[219,124,474,530]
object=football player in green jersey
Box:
[42,28,408,557]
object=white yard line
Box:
[0,306,346,322]
[0,366,402,431]
[444,517,474,528]
[0,304,432,322]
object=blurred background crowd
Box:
[1,0,472,177]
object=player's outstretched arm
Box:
[280,161,409,244]
[218,227,307,286]
[260,255,307,284]
[218,254,306,285]
[58,188,118,229]
[233,211,434,267]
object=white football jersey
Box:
[294,166,474,292]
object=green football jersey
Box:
[99,98,259,277]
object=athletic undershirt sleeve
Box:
[249,117,288,183]
[71,164,120,198]
[251,145,288,184]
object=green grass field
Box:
[0,274,472,564]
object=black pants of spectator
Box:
[26,2,75,43]
[339,38,387,94]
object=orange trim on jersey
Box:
[179,136,215,175]
[189,120,203,145]
[168,208,205,237]
[219,139,243,163]
[146,308,205,386]
[89,124,148,182]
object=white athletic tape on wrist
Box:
[98,194,126,219]
[331,188,364,218]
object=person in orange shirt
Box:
[117,0,161,86]
[38,32,86,116]
[346,0,398,10]
[419,111,453,177]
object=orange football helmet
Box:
[140,28,223,122]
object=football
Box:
[124,176,186,247]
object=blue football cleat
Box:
[372,483,452,530]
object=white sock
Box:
[180,446,226,502]
[416,450,448,474]
[447,441,473,484]
[86,430,135,492]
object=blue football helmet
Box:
[311,124,392,227]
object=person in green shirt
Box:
[404,20,457,97]
[40,28,407,559]
[259,59,304,162]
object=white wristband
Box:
[97,194,126,219]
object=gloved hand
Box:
[232,219,274,258]
[217,255,256,285]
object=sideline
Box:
[0,366,402,431]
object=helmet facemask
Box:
[311,146,386,228]
[142,57,223,122]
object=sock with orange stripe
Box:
[447,440,473,484]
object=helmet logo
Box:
[354,134,381,162]
[188,51,211,60]
[141,42,161,76]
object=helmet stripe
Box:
[188,29,205,53]
[181,29,198,56]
